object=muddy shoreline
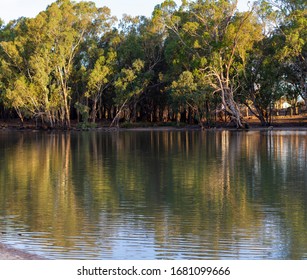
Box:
[0,243,46,260]
[0,115,307,132]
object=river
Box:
[0,129,306,259]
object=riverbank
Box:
[1,115,307,132]
[0,243,45,260]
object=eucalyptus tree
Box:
[39,0,114,127]
[240,38,284,125]
[278,9,306,106]
[0,0,114,127]
[153,0,263,128]
[0,17,36,123]
[171,70,213,126]
[111,59,146,126]
[111,15,166,125]
[83,43,118,123]
[161,15,216,125]
[137,16,169,122]
[262,0,307,106]
[70,3,118,124]
[237,1,282,125]
[239,0,306,123]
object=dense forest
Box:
[0,0,306,129]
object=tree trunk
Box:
[110,98,128,127]
[63,89,71,128]
[221,88,245,128]
[245,102,270,126]
[57,66,71,128]
[91,99,97,123]
[15,107,24,125]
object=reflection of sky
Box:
[0,212,297,260]
[270,132,307,185]
[220,207,290,260]
[108,227,156,259]
[254,208,290,259]
[95,206,294,260]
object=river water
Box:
[0,129,306,259]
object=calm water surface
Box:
[0,130,306,259]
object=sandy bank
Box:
[0,243,46,260]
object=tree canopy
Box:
[0,0,306,128]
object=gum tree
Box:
[154,0,263,128]
[111,59,146,126]
[0,0,114,127]
[85,48,117,123]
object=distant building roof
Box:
[282,101,291,109]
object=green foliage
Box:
[171,71,205,106]
[76,121,97,130]
[0,0,305,128]
[0,0,114,127]
[114,59,146,103]
[74,102,89,122]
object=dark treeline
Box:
[0,0,306,128]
